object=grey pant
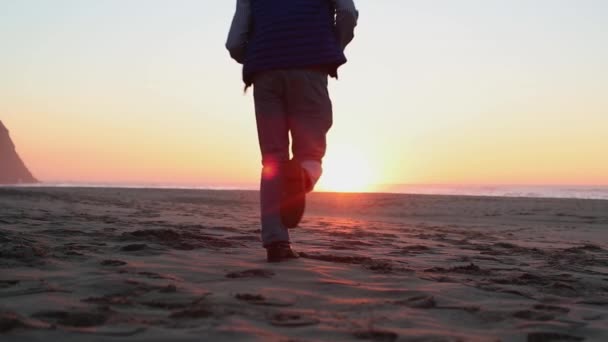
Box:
[253,69,333,246]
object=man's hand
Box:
[226,0,251,64]
[333,0,359,51]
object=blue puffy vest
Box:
[243,0,347,85]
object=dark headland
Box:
[0,120,37,184]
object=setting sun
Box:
[316,144,377,193]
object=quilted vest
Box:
[243,0,347,85]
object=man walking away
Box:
[226,0,358,262]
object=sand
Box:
[0,187,607,341]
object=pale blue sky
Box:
[1,1,607,187]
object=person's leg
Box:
[253,71,291,247]
[285,69,333,189]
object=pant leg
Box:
[253,70,291,247]
[285,70,333,187]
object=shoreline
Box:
[2,184,608,202]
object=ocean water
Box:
[376,184,608,201]
[6,183,608,200]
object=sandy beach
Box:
[0,187,607,341]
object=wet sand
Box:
[1,187,607,341]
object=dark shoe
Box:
[266,242,299,263]
[280,160,307,228]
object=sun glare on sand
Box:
[316,145,376,193]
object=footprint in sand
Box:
[83,294,134,306]
[533,304,570,314]
[137,271,175,280]
[353,329,398,342]
[510,303,572,323]
[225,269,275,279]
[0,312,24,333]
[527,332,584,342]
[169,306,213,319]
[0,311,52,332]
[394,295,436,309]
[582,313,606,321]
[121,244,149,252]
[139,290,207,311]
[577,298,608,306]
[0,280,19,288]
[235,293,293,307]
[513,310,555,321]
[0,280,69,298]
[100,259,127,266]
[31,310,109,327]
[268,312,320,327]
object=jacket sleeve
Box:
[225,0,251,64]
[333,0,359,51]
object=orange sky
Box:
[2,1,608,191]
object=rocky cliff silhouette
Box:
[0,120,37,184]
